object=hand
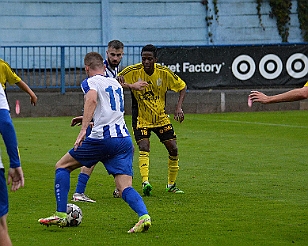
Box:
[117,76,125,85]
[174,108,184,123]
[74,130,86,150]
[71,116,83,126]
[30,95,38,106]
[249,91,269,104]
[7,167,24,192]
[130,80,148,91]
[117,76,130,88]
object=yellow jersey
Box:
[0,59,21,89]
[118,63,186,128]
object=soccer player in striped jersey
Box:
[71,40,124,202]
[118,44,187,196]
[38,52,151,233]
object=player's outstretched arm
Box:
[249,87,308,104]
[7,167,24,192]
[15,80,37,106]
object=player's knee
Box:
[55,160,70,170]
[0,214,8,230]
[138,141,150,152]
[168,147,178,156]
[55,162,62,170]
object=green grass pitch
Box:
[1,111,307,245]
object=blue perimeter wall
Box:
[2,0,307,117]
[0,0,304,46]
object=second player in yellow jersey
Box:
[118,44,186,195]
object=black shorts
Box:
[133,124,176,143]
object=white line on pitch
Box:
[207,119,308,129]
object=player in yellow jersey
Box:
[118,44,187,195]
[249,81,308,104]
[0,59,37,106]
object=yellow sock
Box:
[139,151,150,183]
[168,155,179,185]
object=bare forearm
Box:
[267,88,308,103]
[81,94,96,131]
[16,80,37,105]
[16,80,35,96]
[176,86,186,109]
[250,87,308,104]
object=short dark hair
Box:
[84,52,104,69]
[108,40,124,50]
[141,44,157,58]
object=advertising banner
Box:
[158,44,308,89]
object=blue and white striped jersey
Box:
[81,75,129,140]
[104,60,118,78]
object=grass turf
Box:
[1,111,307,245]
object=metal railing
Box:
[0,45,143,94]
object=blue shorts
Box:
[69,136,134,176]
[0,109,21,168]
[0,169,9,217]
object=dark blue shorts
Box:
[69,136,134,176]
[0,169,9,217]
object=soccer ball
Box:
[113,188,120,198]
[66,203,82,227]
